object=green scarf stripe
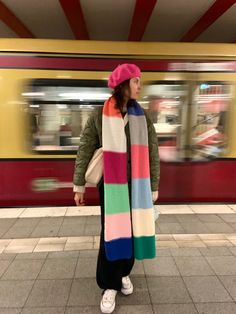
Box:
[104,184,130,215]
[133,235,156,260]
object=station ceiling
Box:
[0,0,236,43]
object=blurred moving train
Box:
[1,39,236,206]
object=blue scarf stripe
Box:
[104,238,133,261]
[131,178,153,209]
[128,104,145,116]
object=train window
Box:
[143,81,187,162]
[23,79,110,154]
[191,82,231,160]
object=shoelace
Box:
[103,289,116,302]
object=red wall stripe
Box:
[180,0,236,42]
[128,0,157,41]
[59,0,89,40]
[0,0,35,38]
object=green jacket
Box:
[73,106,160,191]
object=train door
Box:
[184,79,233,202]
[188,81,231,161]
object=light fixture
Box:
[58,92,111,100]
[22,92,45,97]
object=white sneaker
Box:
[100,289,117,313]
[121,276,133,295]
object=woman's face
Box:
[128,77,141,100]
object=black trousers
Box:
[96,179,135,291]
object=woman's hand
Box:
[152,191,159,203]
[74,192,85,206]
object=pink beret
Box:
[108,63,141,89]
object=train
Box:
[1,39,236,206]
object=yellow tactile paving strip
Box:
[0,233,235,254]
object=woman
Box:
[73,63,160,314]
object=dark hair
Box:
[112,79,133,110]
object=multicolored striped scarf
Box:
[102,96,156,261]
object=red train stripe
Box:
[1,56,236,72]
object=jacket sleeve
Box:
[145,110,160,191]
[73,112,99,186]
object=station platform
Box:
[0,204,235,313]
